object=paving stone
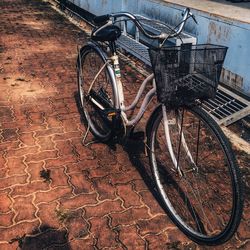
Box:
[109,169,141,185]
[69,172,93,194]
[0,141,20,151]
[61,193,98,210]
[6,156,26,176]
[144,232,170,249]
[61,118,79,133]
[88,164,121,179]
[19,132,36,147]
[49,166,69,188]
[70,139,95,161]
[237,220,250,239]
[6,146,39,158]
[12,195,37,222]
[67,238,95,250]
[132,179,149,192]
[36,135,55,151]
[0,190,12,213]
[37,202,62,229]
[164,227,192,246]
[1,128,19,142]
[137,215,174,236]
[0,167,8,178]
[35,186,73,204]
[53,131,82,141]
[64,208,89,239]
[55,139,74,156]
[45,115,63,129]
[84,200,124,218]
[0,242,19,250]
[65,161,98,174]
[117,225,146,249]
[92,177,117,201]
[111,207,151,227]
[89,217,120,249]
[116,184,141,208]
[45,155,78,169]
[35,127,64,137]
[26,161,45,182]
[25,150,58,163]
[11,180,49,197]
[139,190,165,215]
[0,175,27,190]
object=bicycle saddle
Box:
[91,25,121,42]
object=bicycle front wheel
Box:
[77,44,117,141]
[147,105,243,245]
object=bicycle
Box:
[76,8,244,245]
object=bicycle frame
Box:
[86,41,196,171]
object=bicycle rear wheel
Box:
[77,44,117,141]
[147,105,243,245]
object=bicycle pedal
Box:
[107,110,117,117]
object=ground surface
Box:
[0,0,249,249]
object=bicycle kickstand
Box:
[82,123,98,147]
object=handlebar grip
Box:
[93,14,110,25]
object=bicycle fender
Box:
[145,104,162,138]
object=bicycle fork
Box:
[162,105,198,177]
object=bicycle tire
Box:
[147,105,243,245]
[77,44,117,141]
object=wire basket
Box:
[149,44,228,107]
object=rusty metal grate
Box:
[202,86,250,126]
[117,34,151,66]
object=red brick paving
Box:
[0,0,249,249]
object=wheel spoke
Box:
[148,106,243,244]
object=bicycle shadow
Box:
[121,137,165,207]
[74,91,205,233]
[122,137,206,235]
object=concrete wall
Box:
[68,0,250,96]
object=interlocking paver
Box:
[117,225,146,249]
[35,186,72,204]
[116,184,142,208]
[6,156,27,176]
[69,172,93,194]
[12,195,37,222]
[37,202,62,229]
[0,0,249,249]
[111,207,151,227]
[89,216,119,249]
[0,190,12,213]
[84,200,124,218]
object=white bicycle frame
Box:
[85,44,196,172]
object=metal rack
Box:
[203,86,250,126]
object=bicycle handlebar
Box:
[93,8,196,41]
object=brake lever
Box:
[190,13,198,24]
[181,7,190,17]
